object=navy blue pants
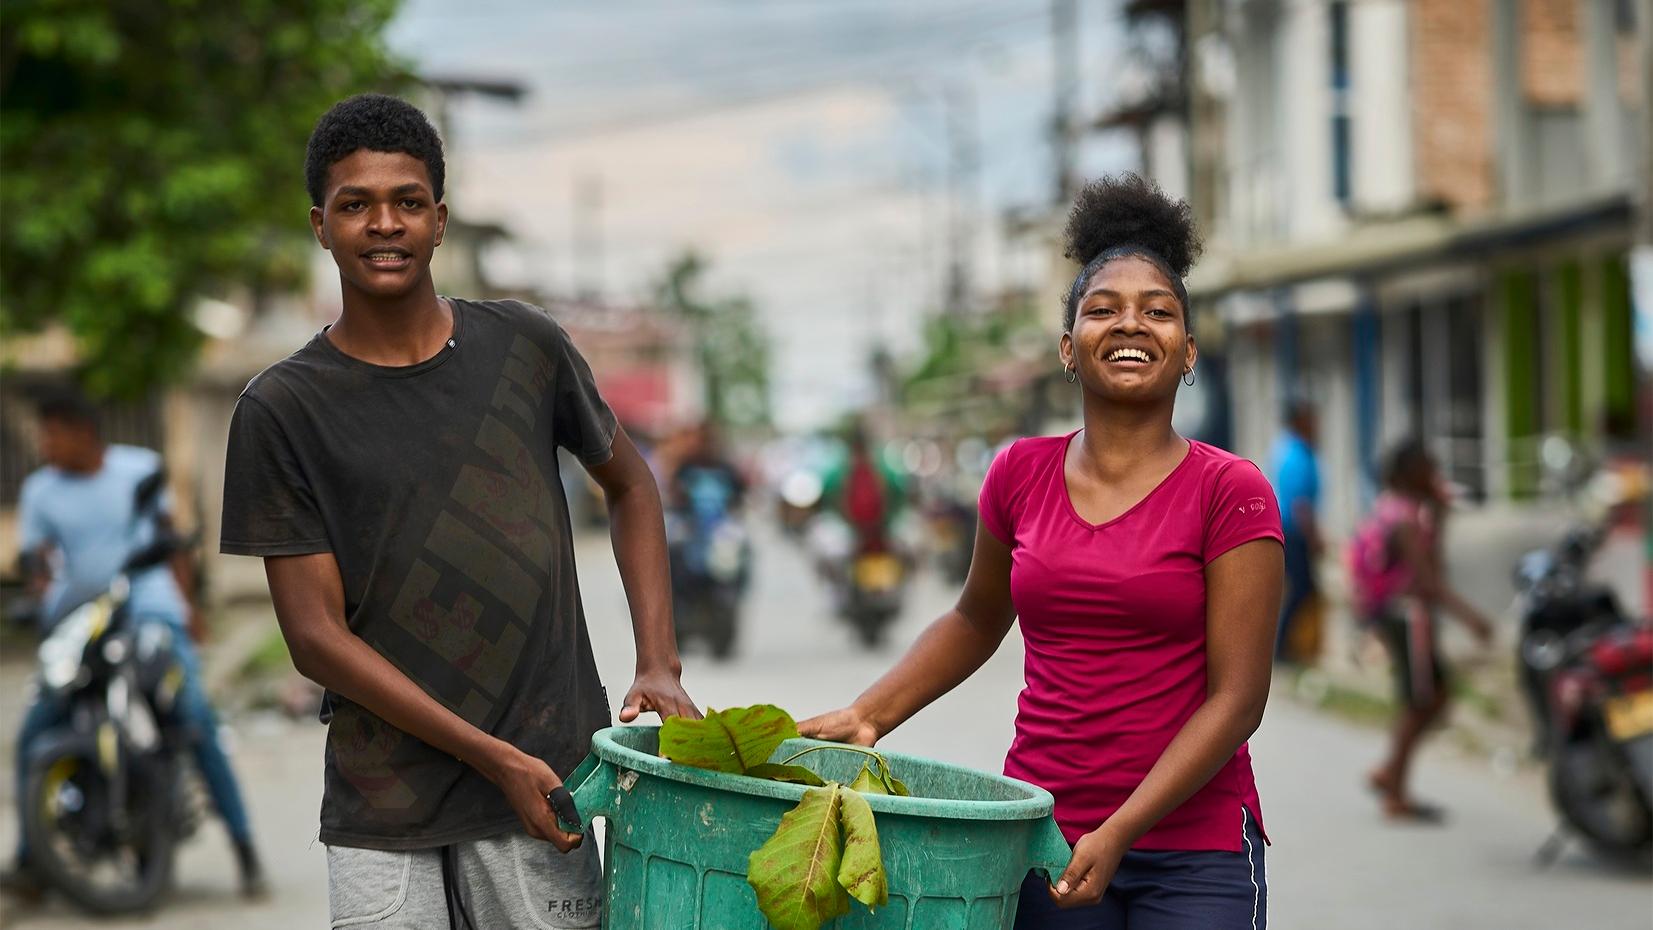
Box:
[1275,530,1316,659]
[1014,811,1267,930]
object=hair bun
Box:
[1062,173,1202,278]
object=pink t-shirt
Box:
[978,433,1283,852]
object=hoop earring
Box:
[1065,367,1077,384]
[1183,368,1196,386]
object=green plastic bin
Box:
[560,725,1073,930]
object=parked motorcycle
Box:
[20,473,204,913]
[923,492,975,586]
[667,465,750,660]
[1515,523,1653,866]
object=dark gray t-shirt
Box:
[221,298,617,850]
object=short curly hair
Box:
[305,94,445,207]
[1060,173,1203,332]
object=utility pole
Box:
[945,82,979,313]
[1050,0,1080,206]
[1631,0,1653,602]
[1186,0,1225,235]
[573,173,604,301]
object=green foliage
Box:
[848,759,909,798]
[658,704,799,773]
[748,784,852,930]
[0,0,409,397]
[901,294,1045,394]
[655,251,772,429]
[746,763,828,787]
[659,705,897,930]
[835,788,887,909]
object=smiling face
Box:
[309,149,447,303]
[1060,254,1195,405]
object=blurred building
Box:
[1176,0,1646,534]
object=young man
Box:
[220,94,698,926]
[6,392,264,899]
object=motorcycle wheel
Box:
[1549,735,1653,865]
[851,608,890,650]
[22,749,175,914]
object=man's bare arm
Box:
[584,428,701,722]
[263,552,585,850]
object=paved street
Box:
[1,517,1648,928]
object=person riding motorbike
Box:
[814,428,911,646]
[820,429,907,553]
[2,390,266,902]
[665,423,751,658]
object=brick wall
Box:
[1522,0,1583,106]
[1411,0,1495,213]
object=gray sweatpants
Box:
[327,831,603,929]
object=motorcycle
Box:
[1515,523,1653,866]
[923,492,975,586]
[667,465,750,661]
[804,513,909,650]
[843,541,907,649]
[19,472,204,913]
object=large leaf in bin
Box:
[748,785,850,930]
[836,788,888,909]
[660,705,798,774]
[747,764,827,787]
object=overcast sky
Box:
[388,1,1135,429]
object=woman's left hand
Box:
[1048,823,1128,908]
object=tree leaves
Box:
[747,785,851,930]
[659,704,799,774]
[1,0,410,398]
[848,760,910,798]
[746,763,827,787]
[661,706,896,930]
[836,788,888,909]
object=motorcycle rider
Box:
[665,421,752,639]
[2,390,266,900]
[821,426,907,554]
[667,421,748,525]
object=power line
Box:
[473,11,1051,144]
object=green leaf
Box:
[848,759,911,797]
[659,705,798,774]
[748,785,851,930]
[877,757,912,798]
[849,763,887,795]
[747,764,827,787]
[837,789,889,909]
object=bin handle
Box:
[556,753,617,835]
[1029,816,1073,884]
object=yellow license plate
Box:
[1603,690,1653,741]
[854,555,901,590]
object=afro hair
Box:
[1060,173,1203,331]
[305,94,445,208]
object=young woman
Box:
[802,174,1284,929]
[1349,440,1492,821]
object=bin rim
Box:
[588,725,1057,822]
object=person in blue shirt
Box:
[3,390,265,900]
[1269,398,1322,661]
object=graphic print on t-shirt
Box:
[335,334,559,809]
[223,299,617,847]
